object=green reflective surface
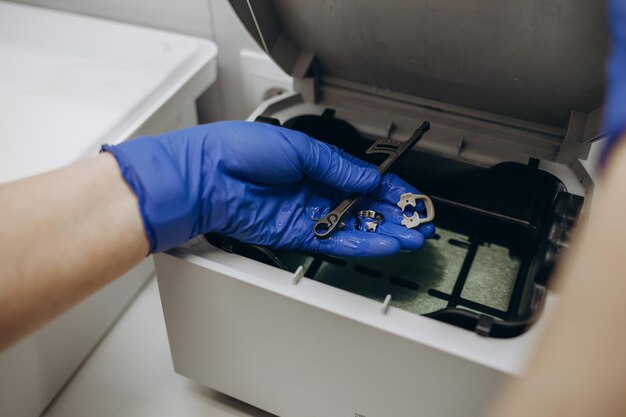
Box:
[277,226,521,316]
[461,243,521,312]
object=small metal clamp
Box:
[397,194,435,229]
[355,210,384,233]
[313,121,430,239]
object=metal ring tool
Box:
[397,193,435,229]
[355,210,384,233]
[313,121,431,239]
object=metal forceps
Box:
[313,121,430,239]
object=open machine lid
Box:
[229,0,608,131]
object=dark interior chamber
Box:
[206,112,584,338]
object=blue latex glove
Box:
[103,121,434,256]
[602,0,626,163]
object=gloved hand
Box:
[602,0,626,163]
[103,121,434,256]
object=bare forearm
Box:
[0,153,148,350]
[489,138,626,417]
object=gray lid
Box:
[229,0,608,130]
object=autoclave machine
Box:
[154,1,608,416]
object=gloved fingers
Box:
[415,218,436,238]
[369,174,425,210]
[334,148,373,168]
[364,201,434,238]
[365,201,405,224]
[286,131,382,193]
[342,207,433,250]
[309,231,402,258]
[375,222,426,251]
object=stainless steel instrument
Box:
[313,121,430,239]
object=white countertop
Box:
[0,0,216,183]
[43,277,275,417]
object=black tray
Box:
[206,112,583,338]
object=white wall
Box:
[9,0,215,38]
[10,0,290,122]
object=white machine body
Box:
[155,1,607,416]
[155,91,568,417]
